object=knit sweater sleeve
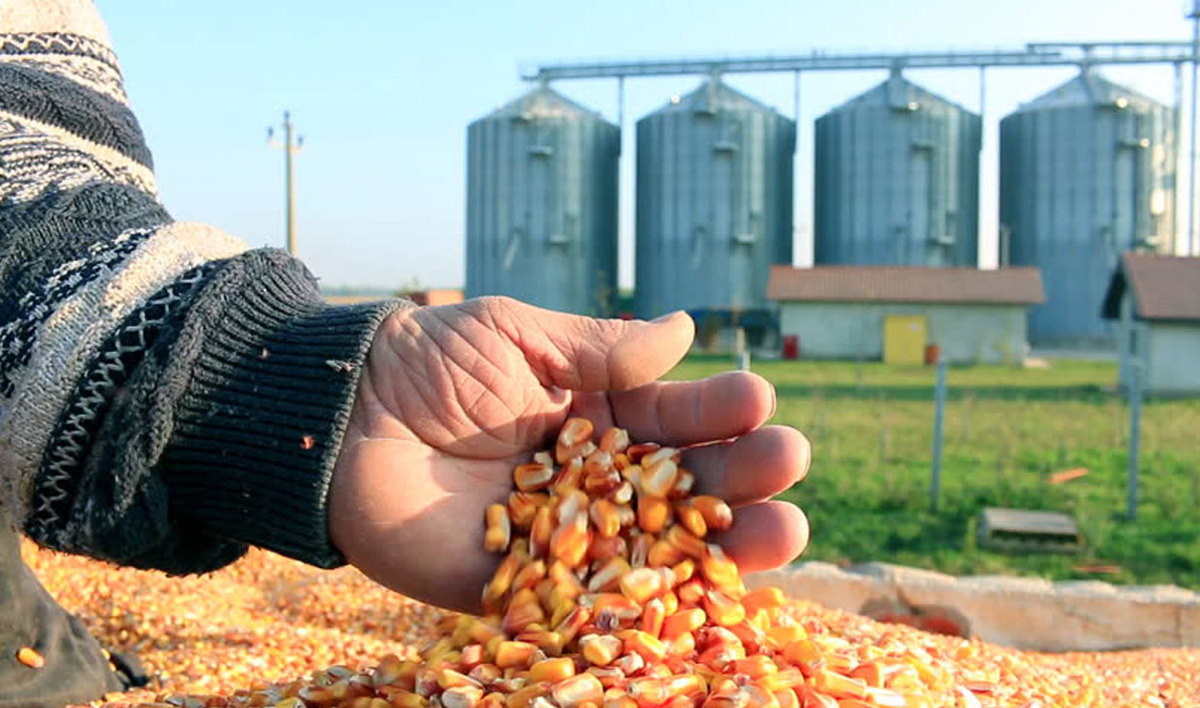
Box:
[0,0,402,573]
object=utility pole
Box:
[267,111,303,257]
[1190,1,1199,255]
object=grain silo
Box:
[466,85,620,316]
[1000,71,1176,347]
[814,72,982,268]
[634,79,795,320]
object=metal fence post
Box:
[1127,362,1143,521]
[931,358,948,513]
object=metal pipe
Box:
[931,358,947,513]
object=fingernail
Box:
[769,386,777,419]
[651,311,681,324]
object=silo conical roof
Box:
[647,79,782,116]
[483,84,604,121]
[1014,72,1165,112]
[825,74,976,116]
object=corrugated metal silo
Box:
[466,85,620,315]
[634,79,795,319]
[814,72,982,267]
[1000,72,1176,347]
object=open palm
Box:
[329,297,811,611]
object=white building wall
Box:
[1148,324,1200,394]
[778,302,1028,364]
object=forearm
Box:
[0,0,400,573]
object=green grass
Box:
[667,356,1200,588]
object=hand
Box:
[329,296,811,612]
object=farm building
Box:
[1102,253,1200,396]
[767,266,1044,365]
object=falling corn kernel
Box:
[16,647,44,669]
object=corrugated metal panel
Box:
[634,79,795,319]
[465,86,620,315]
[1000,72,1177,347]
[814,73,982,268]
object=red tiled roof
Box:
[1103,253,1200,322]
[767,266,1045,305]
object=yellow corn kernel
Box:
[755,668,804,693]
[627,678,670,707]
[556,417,595,463]
[506,684,548,708]
[529,657,575,683]
[580,634,623,666]
[16,647,43,669]
[438,669,482,690]
[660,608,706,639]
[740,587,785,615]
[553,458,585,496]
[553,605,592,645]
[629,533,653,569]
[483,506,509,555]
[610,481,635,506]
[676,578,705,606]
[386,690,427,708]
[502,589,546,635]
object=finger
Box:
[595,371,775,448]
[714,500,809,573]
[489,298,694,391]
[681,425,811,505]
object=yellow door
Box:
[883,315,927,365]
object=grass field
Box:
[667,356,1200,589]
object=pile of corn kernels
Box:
[20,418,1200,708]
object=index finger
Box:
[569,371,775,448]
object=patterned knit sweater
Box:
[0,0,400,573]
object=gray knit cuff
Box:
[161,261,403,569]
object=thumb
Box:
[491,298,695,392]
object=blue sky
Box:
[96,1,1195,291]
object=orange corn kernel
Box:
[703,591,746,627]
[16,647,43,669]
[629,533,653,569]
[740,587,786,615]
[516,630,565,657]
[587,557,632,593]
[530,507,553,559]
[554,458,585,496]
[647,539,686,568]
[514,463,555,492]
[619,567,665,605]
[732,655,778,679]
[598,427,630,454]
[661,608,706,639]
[589,500,623,538]
[529,657,575,683]
[493,641,538,669]
[622,630,667,664]
[665,525,707,559]
[587,534,628,564]
[809,670,867,700]
[550,513,590,567]
[847,662,884,689]
[640,597,666,638]
[551,674,604,708]
[508,492,549,529]
[512,560,548,593]
[701,545,741,594]
[675,503,708,538]
[556,417,595,463]
[636,497,671,534]
[640,459,678,498]
[580,634,623,666]
[669,469,695,499]
[692,496,733,531]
